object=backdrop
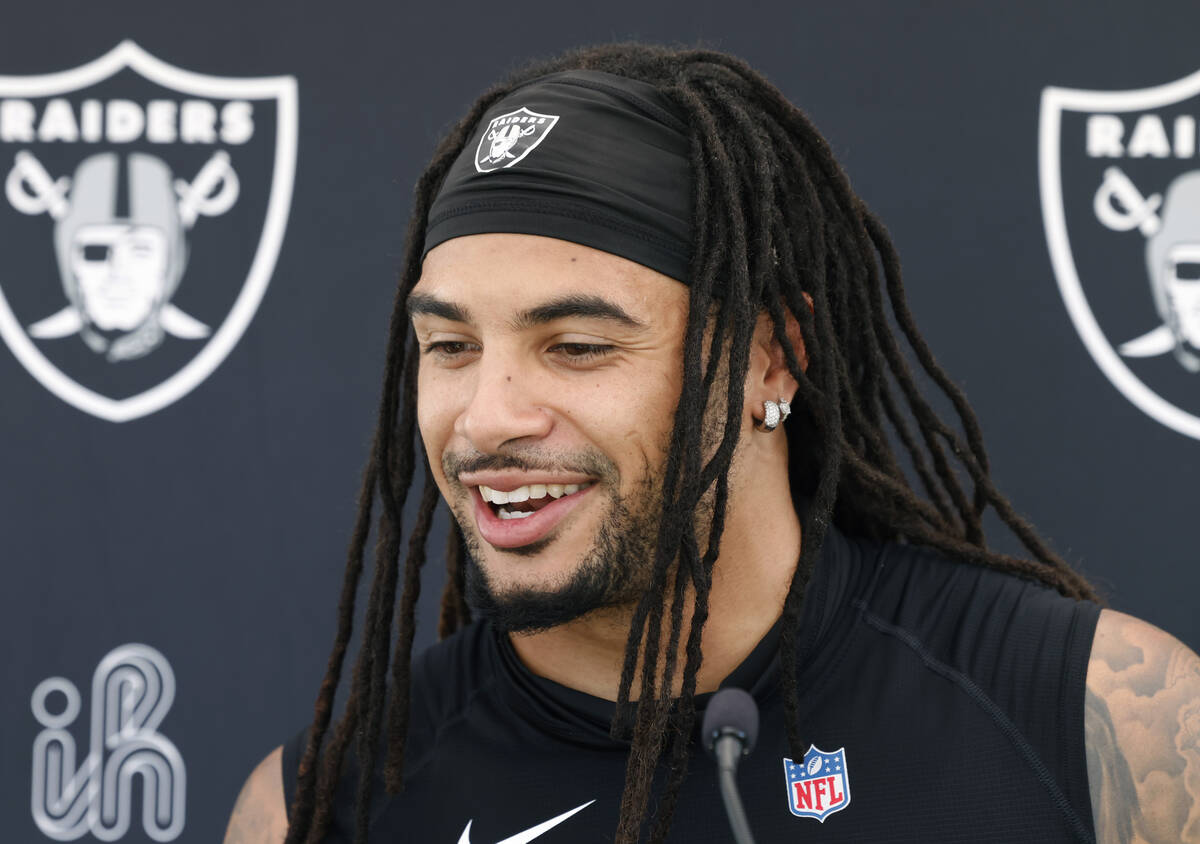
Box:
[4,2,1198,840]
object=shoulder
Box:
[860,538,1101,660]
[223,745,287,844]
[857,539,1102,787]
[276,622,504,826]
[1085,609,1200,843]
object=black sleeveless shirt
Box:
[283,526,1101,842]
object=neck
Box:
[507,461,803,701]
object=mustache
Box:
[442,448,616,482]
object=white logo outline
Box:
[1040,70,1200,440]
[0,40,298,422]
[30,643,185,841]
[473,106,559,174]
[456,799,594,844]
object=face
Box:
[70,224,169,331]
[1164,243,1200,347]
[411,233,694,632]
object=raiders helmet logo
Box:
[474,106,559,174]
[1041,70,1200,439]
[0,41,297,422]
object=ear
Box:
[746,299,808,426]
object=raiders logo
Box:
[1040,70,1200,439]
[474,106,559,174]
[0,41,297,422]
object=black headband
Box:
[422,69,694,283]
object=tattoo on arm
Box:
[1086,611,1200,844]
[1085,688,1139,843]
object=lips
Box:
[471,483,596,549]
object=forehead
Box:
[414,233,688,323]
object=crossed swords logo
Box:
[481,123,537,165]
[4,149,238,343]
[1093,165,1194,360]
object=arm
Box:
[1086,609,1200,844]
[223,745,288,844]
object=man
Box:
[226,45,1200,842]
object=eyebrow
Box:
[407,292,647,332]
[511,294,647,331]
[406,292,472,324]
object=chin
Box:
[446,472,658,634]
[462,535,636,635]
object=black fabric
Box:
[422,69,694,283]
[282,527,1101,842]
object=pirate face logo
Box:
[474,106,559,173]
[1041,71,1200,439]
[0,42,296,421]
[71,224,170,331]
[484,122,535,164]
[13,150,229,361]
[1148,177,1200,367]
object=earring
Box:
[762,400,781,431]
[778,397,791,422]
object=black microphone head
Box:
[701,687,760,756]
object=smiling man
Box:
[225,45,1200,843]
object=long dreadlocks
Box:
[284,43,1100,844]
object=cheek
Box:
[600,372,680,465]
[416,367,459,481]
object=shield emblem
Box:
[1040,70,1200,439]
[783,746,851,822]
[0,41,297,422]
[474,106,559,173]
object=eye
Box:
[1172,261,1200,281]
[549,343,614,363]
[421,340,479,361]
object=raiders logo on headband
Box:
[474,106,559,174]
[0,41,297,422]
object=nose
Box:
[455,351,553,453]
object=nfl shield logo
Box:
[474,106,559,173]
[1040,69,1200,439]
[783,746,851,822]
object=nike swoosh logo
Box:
[456,800,595,844]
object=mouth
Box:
[470,481,597,549]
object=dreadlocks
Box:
[284,43,1100,844]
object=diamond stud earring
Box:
[762,400,781,431]
[778,397,791,422]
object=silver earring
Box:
[778,397,791,422]
[762,400,781,431]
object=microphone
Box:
[702,688,759,844]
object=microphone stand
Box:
[712,727,757,844]
[702,688,760,844]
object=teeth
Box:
[497,508,533,519]
[479,482,591,504]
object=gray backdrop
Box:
[3,2,1198,841]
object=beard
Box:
[442,446,665,634]
[464,484,662,634]
[443,365,731,635]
